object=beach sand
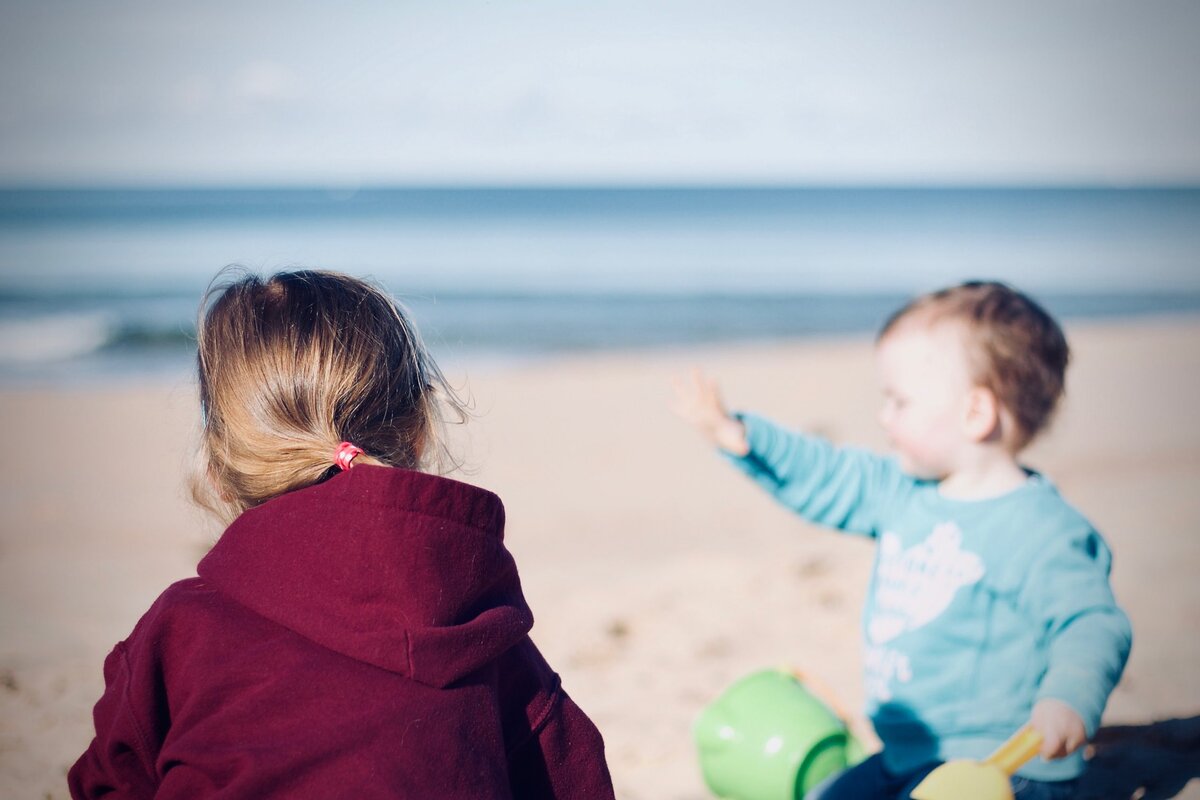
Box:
[2,318,1198,799]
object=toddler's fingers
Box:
[1063,726,1088,756]
[671,374,698,402]
[694,369,722,403]
[669,372,706,421]
[678,369,715,403]
[1038,730,1067,761]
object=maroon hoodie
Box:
[69,465,615,799]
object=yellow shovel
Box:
[909,726,1044,800]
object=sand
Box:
[2,317,1198,799]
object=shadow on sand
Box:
[1075,715,1200,799]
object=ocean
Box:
[1,187,1198,384]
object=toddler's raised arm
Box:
[670,370,910,538]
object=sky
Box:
[1,0,1198,186]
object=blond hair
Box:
[879,280,1070,451]
[191,268,465,521]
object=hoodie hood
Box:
[197,465,533,688]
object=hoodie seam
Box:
[507,673,564,756]
[115,642,159,781]
[404,629,414,677]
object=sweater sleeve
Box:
[510,684,616,800]
[67,643,159,799]
[1020,528,1133,737]
[503,640,616,799]
[721,411,910,538]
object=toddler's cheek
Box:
[899,445,943,479]
[896,449,927,476]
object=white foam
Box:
[0,312,116,364]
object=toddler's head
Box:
[191,268,463,520]
[874,281,1069,477]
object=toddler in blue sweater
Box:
[673,281,1131,799]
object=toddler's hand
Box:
[1029,698,1087,760]
[669,369,749,455]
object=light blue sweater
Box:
[724,413,1132,781]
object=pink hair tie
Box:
[334,442,364,472]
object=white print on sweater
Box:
[864,644,912,702]
[867,522,985,645]
[862,523,984,702]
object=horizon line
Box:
[3,180,1200,193]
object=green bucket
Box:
[694,669,868,800]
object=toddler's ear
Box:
[963,386,1001,443]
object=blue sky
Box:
[1,1,1198,186]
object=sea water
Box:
[1,187,1198,384]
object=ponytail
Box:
[191,268,466,522]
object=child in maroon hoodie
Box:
[70,269,615,799]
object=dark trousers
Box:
[807,753,1079,800]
